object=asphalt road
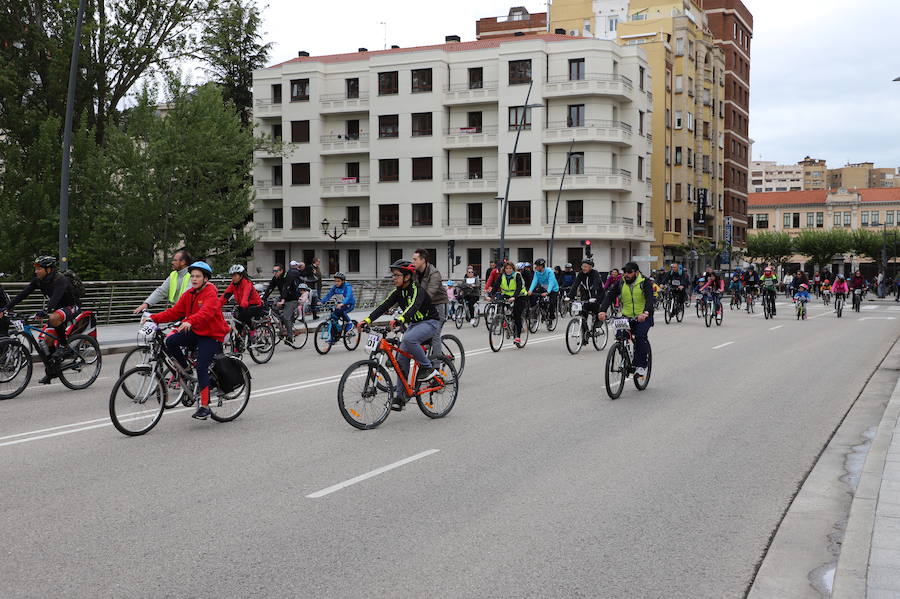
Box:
[2,297,899,598]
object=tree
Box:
[746,231,795,270]
[197,0,273,128]
[793,229,851,272]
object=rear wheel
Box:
[454,305,465,329]
[484,304,497,332]
[109,366,165,436]
[415,356,458,419]
[285,319,309,349]
[343,321,361,351]
[704,302,713,328]
[337,360,393,430]
[527,306,540,334]
[565,317,584,355]
[209,358,251,422]
[516,317,530,348]
[248,324,276,364]
[604,343,627,400]
[488,315,505,352]
[634,345,652,390]
[546,306,558,332]
[440,334,465,380]
[58,334,102,390]
[675,301,684,323]
[715,305,723,326]
[664,297,672,323]
[0,338,32,400]
[314,321,333,354]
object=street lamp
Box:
[320,217,349,241]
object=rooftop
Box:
[749,188,900,207]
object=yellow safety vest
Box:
[499,273,527,297]
[167,271,191,303]
[620,275,647,318]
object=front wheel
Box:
[314,321,333,354]
[527,306,540,334]
[634,344,652,390]
[285,319,309,349]
[516,317,530,348]
[604,343,628,400]
[565,317,584,355]
[337,360,393,430]
[0,338,33,400]
[248,324,276,364]
[416,356,458,419]
[109,366,166,436]
[488,315,505,352]
[704,302,713,328]
[591,317,609,351]
[715,305,723,326]
[58,334,102,390]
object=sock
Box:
[200,387,210,407]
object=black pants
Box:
[530,290,558,318]
[235,305,266,330]
[462,295,478,319]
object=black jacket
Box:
[660,270,687,287]
[568,270,604,301]
[7,271,75,312]
[263,268,302,302]
[366,282,438,324]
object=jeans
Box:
[330,306,353,342]
[530,289,558,318]
[430,304,447,358]
[399,320,440,378]
[281,300,298,336]
[165,331,222,397]
[704,291,721,312]
[631,316,653,369]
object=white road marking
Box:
[862,305,878,311]
[769,325,782,331]
[859,317,897,321]
[809,311,833,320]
[888,306,900,312]
[712,342,734,350]
[306,449,440,498]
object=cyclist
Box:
[760,266,779,315]
[849,270,866,293]
[262,263,303,342]
[528,258,559,319]
[491,260,529,345]
[699,271,725,315]
[359,259,440,410]
[221,265,265,332]
[727,273,743,308]
[742,264,760,304]
[458,265,481,325]
[598,262,654,377]
[0,256,79,383]
[793,282,812,308]
[521,262,534,288]
[412,248,449,358]
[603,268,622,291]
[567,258,604,328]
[320,272,356,343]
[132,249,191,314]
[660,263,688,307]
[146,261,229,420]
[832,274,849,310]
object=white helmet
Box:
[228,264,245,275]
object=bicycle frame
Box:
[10,318,59,367]
[373,336,444,398]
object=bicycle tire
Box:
[546,308,558,332]
[109,366,166,436]
[604,342,627,400]
[58,334,102,390]
[696,301,702,319]
[488,314,505,352]
[314,321,334,354]
[454,306,465,329]
[337,360,393,430]
[472,306,482,328]
[343,321,361,351]
[120,346,153,377]
[516,318,530,348]
[715,305,723,326]
[248,324,276,364]
[415,356,458,419]
[634,344,652,390]
[591,317,609,351]
[676,303,684,322]
[704,303,713,328]
[0,338,32,400]
[565,317,584,355]
[527,307,539,334]
[837,300,843,318]
[440,334,465,380]
[484,304,497,332]
[285,319,309,349]
[664,299,672,324]
[209,358,251,422]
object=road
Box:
[2,297,899,598]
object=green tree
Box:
[746,231,795,270]
[793,229,852,272]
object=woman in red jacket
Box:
[149,261,229,420]
[221,264,264,332]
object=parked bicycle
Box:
[604,317,652,400]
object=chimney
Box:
[298,51,309,57]
[554,28,566,35]
[358,47,368,52]
[391,44,400,49]
[445,35,461,43]
[514,31,525,36]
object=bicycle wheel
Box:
[0,338,32,400]
[591,318,609,351]
[801,304,807,320]
[516,317,530,348]
[119,346,154,377]
[337,360,393,430]
[440,334,465,380]
[604,342,627,400]
[248,324,276,364]
[675,302,684,323]
[484,304,497,332]
[109,366,166,436]
[565,317,584,355]
[285,318,309,349]
[696,300,702,319]
[704,302,713,328]
[837,300,843,318]
[546,307,558,332]
[209,359,251,422]
[715,305,723,326]
[416,356,458,419]
[763,298,771,320]
[488,314,505,352]
[472,304,482,328]
[527,305,540,334]
[314,321,333,354]
[664,298,672,324]
[343,321,361,351]
[454,305,465,329]
[634,345,652,390]
[58,334,102,390]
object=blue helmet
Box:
[187,261,213,278]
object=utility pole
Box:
[548,139,575,267]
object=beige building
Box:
[750,160,803,193]
[826,162,900,190]
[799,156,827,190]
[476,6,548,40]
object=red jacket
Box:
[151,282,230,341]
[221,277,262,309]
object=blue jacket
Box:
[529,269,560,293]
[322,282,355,309]
[793,290,811,302]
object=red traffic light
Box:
[583,240,591,246]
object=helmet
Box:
[581,258,594,267]
[515,262,524,269]
[254,283,265,293]
[445,280,455,287]
[748,264,756,270]
[764,266,773,272]
[298,283,311,291]
[333,272,346,280]
[837,274,845,279]
[187,261,213,278]
[33,255,57,268]
[800,283,809,290]
[228,264,245,275]
[523,262,531,267]
[534,258,546,266]
[564,263,573,268]
[389,259,416,274]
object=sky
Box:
[255,0,900,169]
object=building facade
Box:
[799,156,827,190]
[476,7,548,40]
[750,160,803,193]
[250,34,653,278]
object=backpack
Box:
[211,354,247,393]
[62,270,86,300]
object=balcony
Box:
[543,74,633,101]
[543,120,633,146]
[443,82,499,105]
[254,180,282,199]
[442,172,498,194]
[319,133,369,155]
[444,217,500,239]
[542,167,632,192]
[320,176,370,197]
[443,125,499,148]
[255,223,284,241]
[254,98,281,118]
[319,92,369,114]
[540,216,654,241]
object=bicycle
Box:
[487,298,529,351]
[527,293,559,333]
[762,289,776,320]
[483,295,506,333]
[222,310,276,364]
[729,289,742,310]
[795,298,808,320]
[109,320,251,436]
[744,287,756,314]
[337,325,459,429]
[453,296,481,329]
[0,313,102,400]
[821,289,831,307]
[564,300,608,354]
[314,304,360,354]
[604,317,652,400]
[835,293,845,318]
[851,288,863,312]
[267,301,309,349]
[662,287,685,324]
[704,291,723,327]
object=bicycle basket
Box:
[211,354,245,393]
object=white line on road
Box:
[712,342,735,350]
[863,305,878,311]
[859,317,897,321]
[769,325,783,331]
[306,449,440,498]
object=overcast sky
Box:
[257,0,900,169]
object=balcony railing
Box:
[320,132,369,143]
[545,73,633,86]
[445,171,498,181]
[320,92,370,102]
[545,167,631,177]
[444,125,499,136]
[546,119,632,132]
[444,81,499,92]
[321,176,370,185]
[539,215,654,239]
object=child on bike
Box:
[793,283,812,304]
[320,273,355,343]
[728,273,743,306]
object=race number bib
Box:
[613,318,630,331]
[12,320,24,333]
[365,332,382,352]
[671,279,680,286]
[571,301,583,314]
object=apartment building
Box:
[827,162,900,190]
[476,6,547,40]
[550,0,630,41]
[250,33,653,278]
[750,160,803,193]
[799,156,827,190]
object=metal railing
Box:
[545,73,633,86]
[320,92,370,102]
[444,125,499,135]
[445,171,498,181]
[546,119,632,132]
[320,176,370,185]
[444,81,499,92]
[320,133,369,143]
[544,167,632,177]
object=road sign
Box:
[725,216,733,245]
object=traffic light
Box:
[582,239,593,258]
[448,239,455,260]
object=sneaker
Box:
[416,368,440,381]
[38,373,55,384]
[192,406,211,420]
[50,346,74,361]
[470,319,477,326]
[635,367,648,377]
[514,337,521,345]
[390,394,407,411]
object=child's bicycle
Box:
[795,297,808,320]
[314,304,360,354]
[336,324,459,429]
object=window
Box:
[412,203,433,226]
[328,250,339,275]
[272,165,283,186]
[674,111,683,129]
[675,75,683,93]
[872,211,881,225]
[346,78,359,99]
[567,104,585,127]
[757,214,769,229]
[608,16,618,32]
[272,123,282,141]
[665,146,671,165]
[569,58,585,81]
[675,37,684,56]
[346,162,360,180]
[674,218,682,233]
[637,203,643,226]
[834,212,841,227]
[637,156,644,181]
[411,157,433,181]
[291,120,309,143]
[566,200,583,224]
[639,66,645,91]
[411,112,432,136]
[411,68,432,93]
[687,149,693,167]
[346,119,360,140]
[379,204,400,227]
[291,206,310,229]
[862,211,869,226]
[687,112,694,131]
[467,203,482,226]
[467,111,483,132]
[888,211,895,226]
[508,59,532,84]
[816,212,824,228]
[272,207,283,229]
[348,249,360,273]
[378,114,399,138]
[468,67,483,89]
[271,84,282,104]
[291,163,310,185]
[389,248,403,264]
[468,157,483,179]
[290,79,309,101]
[666,108,671,128]
[665,182,670,201]
[793,212,801,228]
[346,205,360,228]
[467,248,482,276]
[509,153,531,177]
[675,147,683,166]
[508,201,531,225]
[844,212,851,226]
[378,71,398,95]
[379,158,399,182]
[508,106,532,130]
[638,111,644,135]
[567,152,584,175]
[675,183,683,201]
[274,249,286,267]
[518,248,533,264]
[807,212,814,228]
